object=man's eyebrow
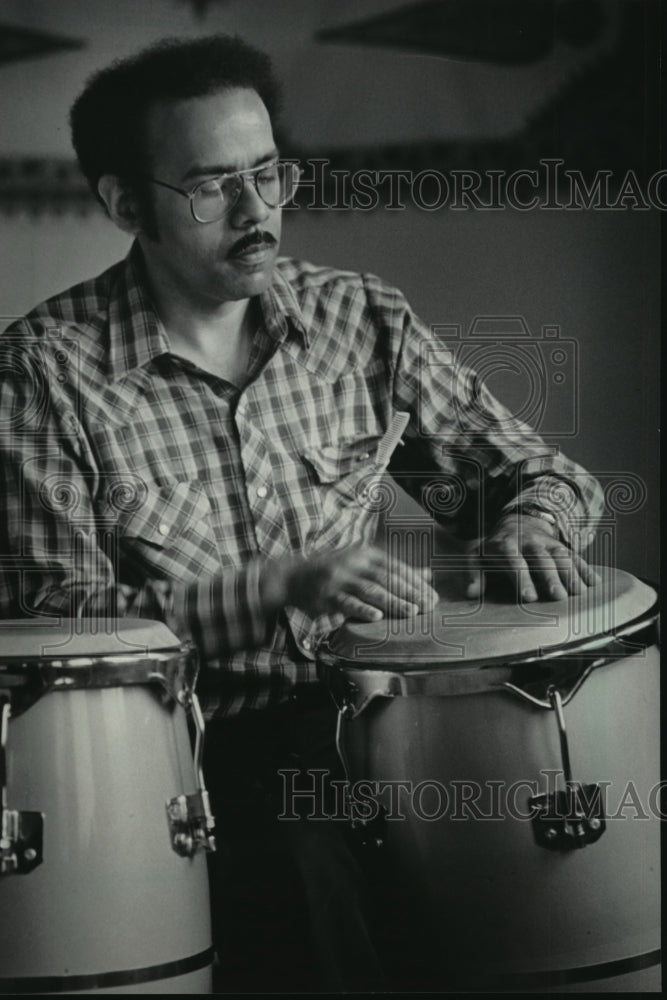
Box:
[181,149,280,184]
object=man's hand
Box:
[260,545,438,622]
[463,515,600,602]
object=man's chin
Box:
[224,259,276,297]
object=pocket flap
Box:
[302,436,381,484]
[109,480,211,546]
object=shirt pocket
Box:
[108,479,220,581]
[301,435,382,505]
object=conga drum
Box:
[0,619,215,994]
[319,567,661,992]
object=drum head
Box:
[0,618,182,660]
[325,567,657,669]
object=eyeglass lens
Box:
[192,162,298,221]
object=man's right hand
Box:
[259,545,438,622]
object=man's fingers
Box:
[531,545,601,599]
[463,550,485,599]
[343,574,432,618]
[335,587,421,621]
[550,546,583,596]
[486,544,538,601]
[464,571,484,599]
[286,546,438,620]
[572,552,602,587]
[360,554,438,612]
[522,543,569,600]
[554,548,602,595]
[461,525,602,605]
[515,556,539,602]
[335,592,384,622]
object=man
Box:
[0,35,602,992]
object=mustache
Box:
[228,230,277,256]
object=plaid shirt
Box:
[0,243,603,715]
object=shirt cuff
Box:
[500,478,591,549]
[162,559,273,663]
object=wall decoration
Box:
[0,158,92,215]
[0,23,83,64]
[316,0,605,65]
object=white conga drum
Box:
[0,619,214,994]
[319,568,660,992]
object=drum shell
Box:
[0,683,212,994]
[326,564,661,994]
[341,645,660,991]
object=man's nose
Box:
[230,176,271,227]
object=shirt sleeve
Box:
[0,336,273,659]
[363,276,605,549]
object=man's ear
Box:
[97,175,143,235]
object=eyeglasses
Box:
[140,160,301,223]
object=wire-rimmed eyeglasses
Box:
[140,160,301,223]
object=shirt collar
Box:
[106,242,170,383]
[257,260,310,349]
[105,244,309,383]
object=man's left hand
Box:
[463,515,600,602]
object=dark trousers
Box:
[203,690,386,993]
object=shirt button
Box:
[158,523,170,536]
[256,485,269,499]
[302,637,312,651]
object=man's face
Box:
[139,87,282,307]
